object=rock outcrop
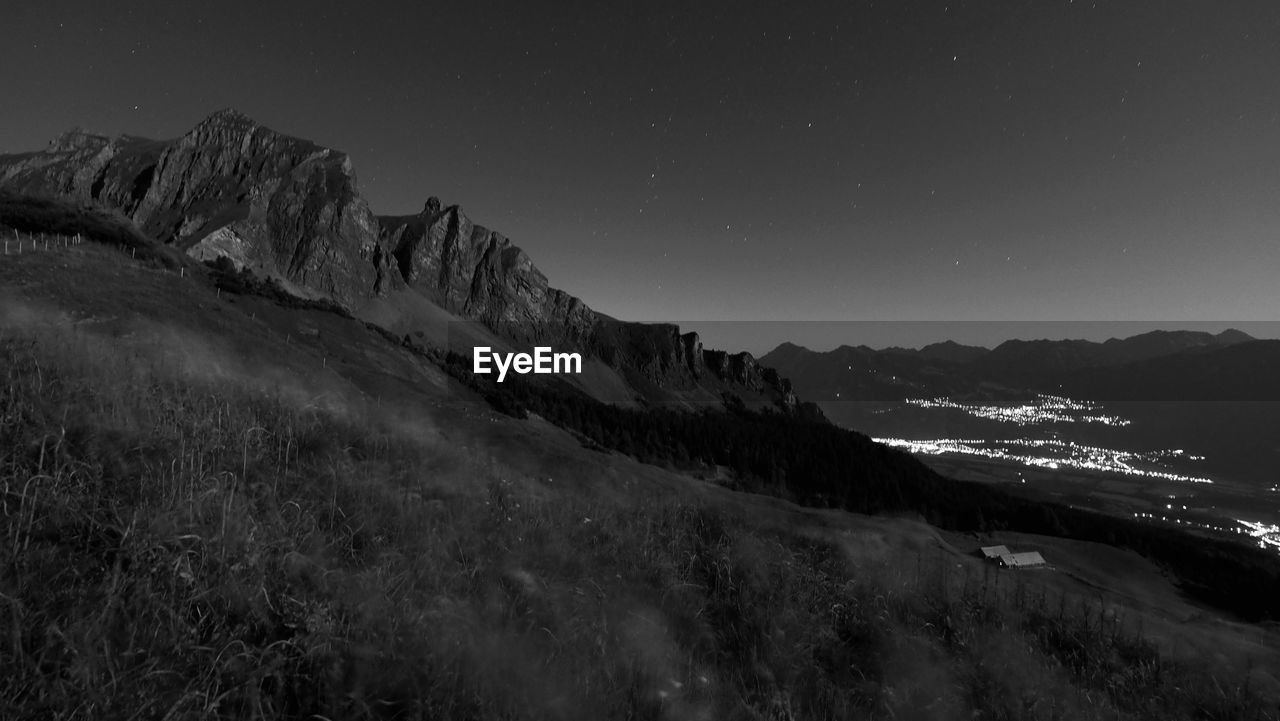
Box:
[0,110,796,407]
[0,129,163,212]
[380,199,790,399]
[379,199,595,346]
[134,109,386,304]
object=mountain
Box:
[975,329,1255,383]
[1058,338,1280,401]
[1101,328,1253,362]
[0,110,793,408]
[0,111,385,303]
[917,340,989,364]
[761,328,1261,402]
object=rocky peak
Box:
[92,109,383,303]
[422,196,442,218]
[200,107,257,128]
[704,350,767,390]
[47,127,109,153]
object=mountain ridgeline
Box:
[0,109,793,408]
[762,329,1280,402]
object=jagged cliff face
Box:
[0,110,794,407]
[135,110,388,304]
[380,198,793,402]
[0,110,385,304]
[0,130,165,212]
[380,199,595,345]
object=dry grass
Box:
[1,314,1277,720]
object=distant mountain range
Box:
[0,109,793,409]
[762,329,1280,401]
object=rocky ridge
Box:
[0,109,794,407]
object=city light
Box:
[1235,520,1280,552]
[873,436,1214,484]
[902,394,1131,427]
[864,393,1280,552]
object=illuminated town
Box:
[902,394,1131,426]
[872,437,1214,484]
[1236,520,1280,552]
[868,394,1280,555]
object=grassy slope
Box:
[1,232,1279,719]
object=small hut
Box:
[997,551,1046,569]
[979,545,1010,560]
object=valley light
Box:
[473,346,583,382]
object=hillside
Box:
[3,224,1280,719]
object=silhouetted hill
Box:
[1059,339,1280,401]
[763,329,1261,401]
[1100,329,1252,362]
[917,339,989,363]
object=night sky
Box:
[4,1,1279,351]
